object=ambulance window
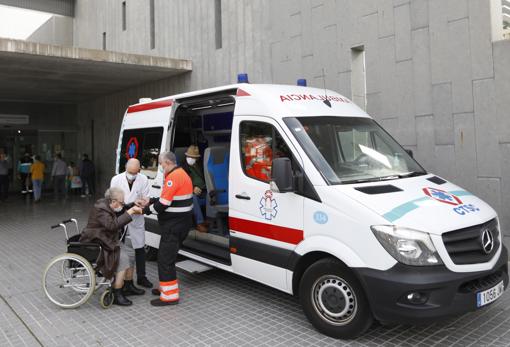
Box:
[337,129,372,162]
[372,132,393,154]
[239,121,292,182]
[119,127,163,179]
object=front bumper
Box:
[355,245,509,325]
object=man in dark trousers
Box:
[0,153,9,201]
[143,151,193,306]
[79,154,96,197]
[17,153,32,195]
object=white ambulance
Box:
[116,83,508,339]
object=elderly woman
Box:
[79,187,144,306]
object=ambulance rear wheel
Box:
[299,258,373,339]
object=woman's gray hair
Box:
[104,187,124,201]
[159,151,176,163]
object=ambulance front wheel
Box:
[299,258,373,339]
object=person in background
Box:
[68,161,82,195]
[51,153,67,199]
[181,145,208,233]
[0,153,9,202]
[79,154,96,197]
[17,153,33,195]
[31,155,45,203]
[110,158,153,289]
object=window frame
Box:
[118,126,164,179]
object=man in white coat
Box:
[110,158,153,289]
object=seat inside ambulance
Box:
[170,92,235,264]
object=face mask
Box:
[113,206,123,213]
[186,157,197,166]
[126,173,137,181]
[159,166,164,173]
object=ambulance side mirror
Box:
[405,149,414,158]
[271,157,294,193]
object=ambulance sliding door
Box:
[229,116,304,293]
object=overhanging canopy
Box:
[0,38,192,103]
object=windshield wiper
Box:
[341,171,427,184]
[396,171,427,178]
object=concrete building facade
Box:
[0,0,509,245]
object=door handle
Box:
[152,185,161,189]
[235,194,251,200]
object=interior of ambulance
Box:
[169,92,236,264]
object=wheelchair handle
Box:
[50,219,79,240]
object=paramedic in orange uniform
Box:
[143,151,193,306]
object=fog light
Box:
[405,292,429,305]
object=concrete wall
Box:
[0,0,74,16]
[72,0,510,246]
[27,15,74,46]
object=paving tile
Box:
[0,196,509,346]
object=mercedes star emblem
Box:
[481,228,494,254]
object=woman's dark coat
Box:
[79,199,132,279]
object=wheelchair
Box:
[42,219,113,309]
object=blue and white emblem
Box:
[166,180,173,187]
[313,211,328,224]
[260,190,278,220]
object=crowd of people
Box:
[0,152,96,202]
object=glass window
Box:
[285,116,426,184]
[240,121,293,182]
[119,127,163,179]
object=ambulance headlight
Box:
[371,225,443,266]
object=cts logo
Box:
[453,203,480,216]
[423,187,463,206]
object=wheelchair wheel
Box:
[42,253,96,309]
[99,288,114,309]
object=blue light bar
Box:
[297,78,307,86]
[237,73,249,83]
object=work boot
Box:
[113,288,132,306]
[137,276,153,288]
[122,280,145,296]
[150,298,179,306]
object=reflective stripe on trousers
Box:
[160,280,179,302]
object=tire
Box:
[42,253,96,309]
[299,257,373,339]
[145,245,158,262]
[99,288,114,309]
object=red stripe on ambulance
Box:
[127,100,173,113]
[229,217,303,245]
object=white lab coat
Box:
[110,172,150,249]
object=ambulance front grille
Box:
[442,218,499,265]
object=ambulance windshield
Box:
[285,116,426,184]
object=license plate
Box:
[476,281,505,308]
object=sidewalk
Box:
[0,195,509,346]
